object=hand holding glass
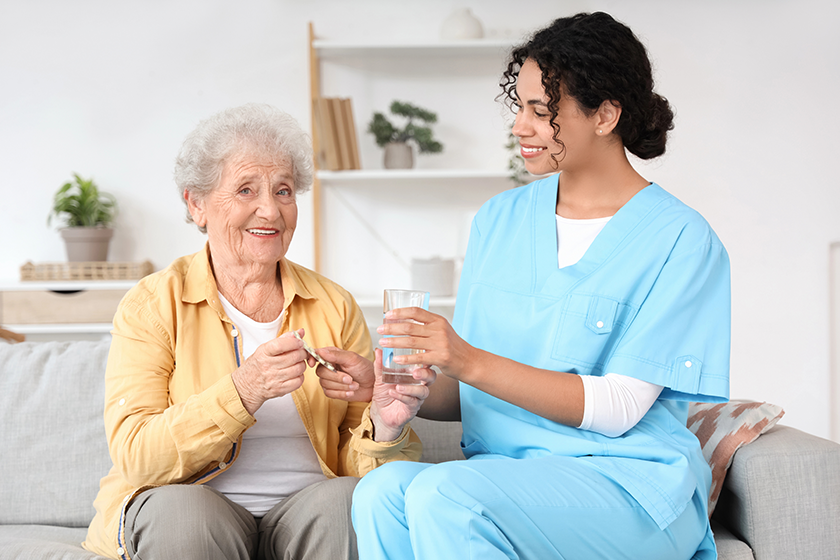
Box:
[381,289,430,384]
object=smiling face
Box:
[511,59,602,176]
[185,150,298,273]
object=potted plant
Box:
[48,173,118,262]
[367,101,444,169]
[506,126,531,187]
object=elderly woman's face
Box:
[186,151,298,269]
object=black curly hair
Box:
[500,12,674,162]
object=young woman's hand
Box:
[376,308,476,381]
[310,346,375,402]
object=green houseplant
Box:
[48,173,118,262]
[368,101,444,169]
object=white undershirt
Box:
[205,293,327,516]
[556,214,664,437]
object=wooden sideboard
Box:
[0,280,137,341]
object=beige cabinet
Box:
[0,281,136,340]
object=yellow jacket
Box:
[83,245,421,559]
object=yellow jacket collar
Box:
[181,243,315,310]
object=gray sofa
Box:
[2,339,839,560]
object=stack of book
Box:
[313,97,361,171]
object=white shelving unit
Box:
[308,24,518,322]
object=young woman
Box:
[332,12,729,559]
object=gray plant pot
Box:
[60,227,113,262]
[383,142,414,169]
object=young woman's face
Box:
[511,59,601,176]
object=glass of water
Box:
[381,289,430,384]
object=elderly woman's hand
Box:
[232,330,308,416]
[310,346,375,402]
[369,349,436,442]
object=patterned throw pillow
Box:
[687,400,785,515]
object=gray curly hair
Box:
[174,103,314,233]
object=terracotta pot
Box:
[383,142,414,169]
[60,227,113,262]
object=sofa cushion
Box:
[687,400,785,515]
[710,520,754,560]
[0,340,112,527]
[409,417,464,464]
[0,525,109,559]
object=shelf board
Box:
[0,280,138,291]
[313,39,518,58]
[317,169,513,187]
[5,323,113,334]
[354,296,457,308]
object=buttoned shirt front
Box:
[83,244,421,559]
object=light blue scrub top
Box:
[452,176,731,530]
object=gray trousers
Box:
[124,476,359,560]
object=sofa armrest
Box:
[712,424,840,560]
[409,417,464,464]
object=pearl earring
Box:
[598,129,603,134]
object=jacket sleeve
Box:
[335,293,422,476]
[103,291,254,488]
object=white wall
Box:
[2,0,838,440]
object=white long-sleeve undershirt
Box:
[556,214,665,437]
[578,374,664,437]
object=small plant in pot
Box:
[368,101,444,169]
[48,173,118,262]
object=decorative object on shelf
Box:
[47,173,118,262]
[440,8,484,40]
[20,260,153,282]
[368,101,444,169]
[383,142,414,170]
[313,97,360,171]
[411,257,455,296]
[506,125,530,187]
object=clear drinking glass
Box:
[381,289,430,384]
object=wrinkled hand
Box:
[377,307,474,380]
[310,347,375,402]
[369,348,436,442]
[232,329,307,415]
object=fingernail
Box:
[376,325,384,333]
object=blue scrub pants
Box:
[352,456,716,560]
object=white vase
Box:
[411,257,456,296]
[440,8,484,40]
[383,142,414,169]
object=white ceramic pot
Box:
[440,8,484,40]
[383,142,414,169]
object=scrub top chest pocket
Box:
[551,294,635,374]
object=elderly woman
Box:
[83,104,427,560]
